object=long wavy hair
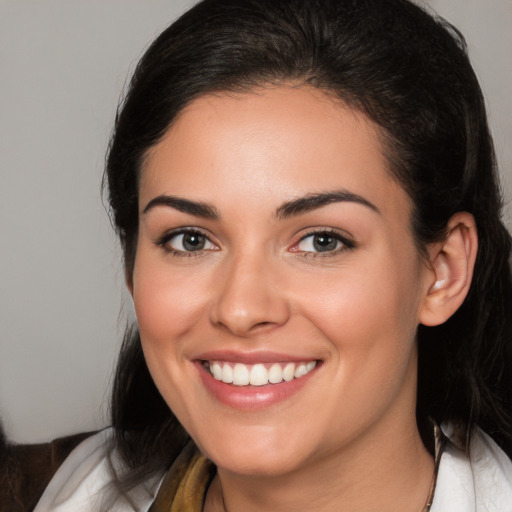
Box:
[103,0,512,496]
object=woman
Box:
[23,0,512,510]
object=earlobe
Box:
[419,212,478,327]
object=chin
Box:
[193,425,312,477]
[213,448,307,477]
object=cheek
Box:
[132,252,210,344]
[131,253,210,418]
[298,259,420,344]
[294,250,423,385]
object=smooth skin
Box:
[130,86,477,511]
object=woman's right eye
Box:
[158,230,217,256]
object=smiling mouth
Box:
[202,360,318,386]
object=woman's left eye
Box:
[295,231,354,254]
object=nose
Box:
[209,252,290,337]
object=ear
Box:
[419,212,478,326]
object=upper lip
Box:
[194,350,319,365]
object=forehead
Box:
[141,86,411,221]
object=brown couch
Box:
[0,431,93,512]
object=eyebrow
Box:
[142,189,379,221]
[143,195,220,219]
[275,190,380,219]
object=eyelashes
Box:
[155,227,356,259]
[156,228,217,258]
[293,229,355,257]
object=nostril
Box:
[249,321,278,334]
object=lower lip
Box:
[196,362,319,410]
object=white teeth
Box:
[233,363,250,386]
[268,363,283,384]
[283,363,295,382]
[221,364,233,384]
[249,364,268,386]
[212,362,223,380]
[208,360,317,386]
[294,364,307,378]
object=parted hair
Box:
[104,0,512,495]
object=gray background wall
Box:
[1,0,511,444]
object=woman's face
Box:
[132,86,434,476]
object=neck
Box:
[205,417,434,512]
